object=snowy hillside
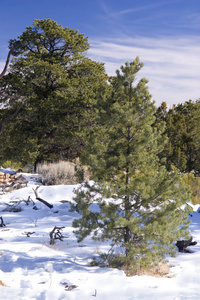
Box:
[0,173,200,299]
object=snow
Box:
[0,173,200,299]
[0,168,17,175]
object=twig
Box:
[29,218,38,227]
[22,231,35,237]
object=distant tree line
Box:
[155,100,200,175]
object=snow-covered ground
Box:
[0,173,200,299]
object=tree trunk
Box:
[0,41,22,136]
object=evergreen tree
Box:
[71,58,190,274]
[0,19,107,166]
[176,100,200,173]
[156,100,200,174]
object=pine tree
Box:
[0,19,108,166]
[71,58,190,274]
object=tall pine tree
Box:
[71,58,190,274]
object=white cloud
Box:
[88,36,200,107]
[100,1,179,23]
[1,37,199,108]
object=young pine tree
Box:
[71,58,190,274]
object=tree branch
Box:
[0,42,21,79]
[0,102,24,135]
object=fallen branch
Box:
[32,186,53,209]
[36,196,54,209]
[23,195,38,209]
[176,237,197,253]
[49,226,65,245]
[92,289,97,297]
[0,216,5,227]
[65,284,78,291]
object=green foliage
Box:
[71,58,190,273]
[155,100,200,173]
[182,172,200,205]
[1,160,22,170]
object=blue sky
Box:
[0,0,199,106]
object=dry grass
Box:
[124,261,172,278]
[91,253,172,278]
[36,161,77,185]
[0,280,7,287]
[36,160,90,185]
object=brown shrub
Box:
[123,261,172,278]
[36,160,90,185]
